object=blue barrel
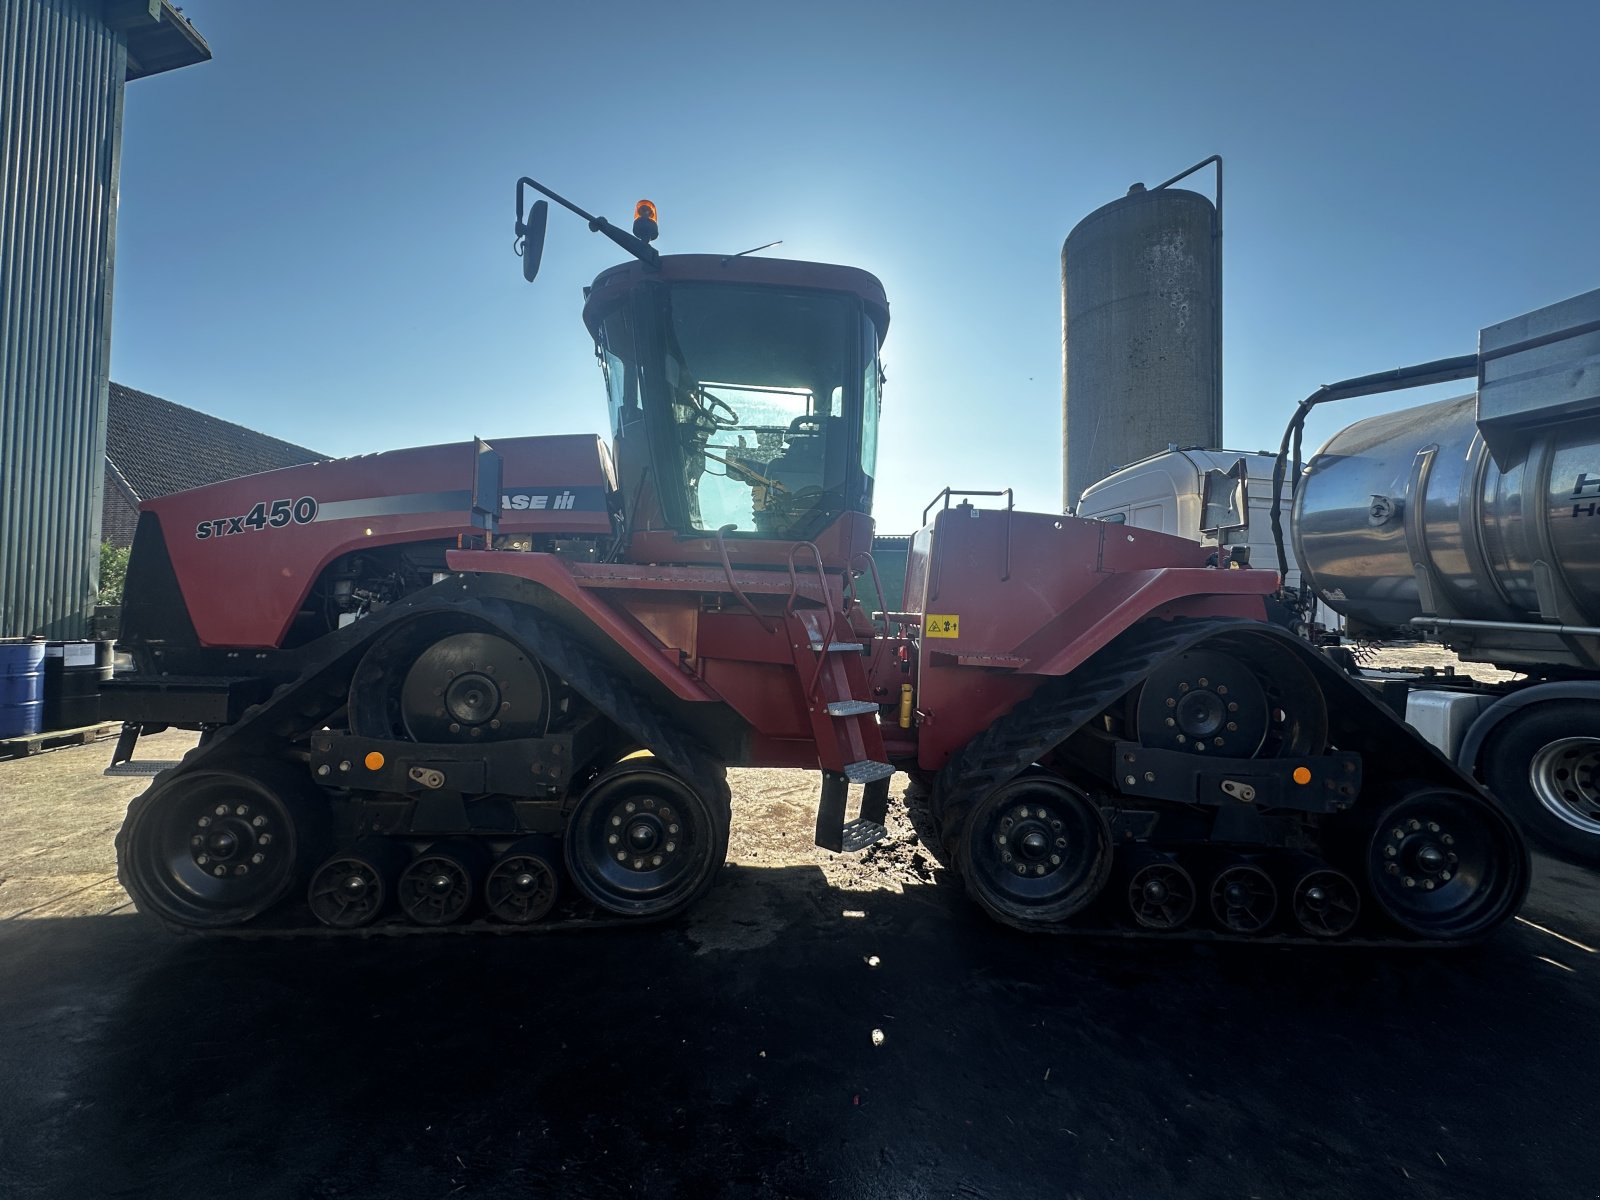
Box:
[0,639,46,739]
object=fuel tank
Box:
[1292,392,1600,669]
[1292,287,1600,671]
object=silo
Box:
[1062,177,1221,510]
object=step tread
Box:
[825,700,879,717]
[102,760,184,777]
[843,760,895,784]
[808,641,864,653]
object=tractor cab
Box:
[582,255,888,559]
[515,179,888,570]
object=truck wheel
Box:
[1483,702,1600,866]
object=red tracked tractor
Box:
[103,179,1529,942]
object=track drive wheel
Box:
[349,623,550,744]
[1134,635,1328,759]
[564,758,729,919]
[1365,788,1529,941]
[118,761,324,929]
[955,774,1111,930]
[485,836,562,925]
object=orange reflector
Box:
[364,751,385,771]
[1292,766,1312,785]
[634,198,658,223]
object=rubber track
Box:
[929,616,1527,945]
[116,579,730,939]
[930,617,1221,859]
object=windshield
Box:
[655,283,864,536]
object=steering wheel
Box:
[694,388,739,428]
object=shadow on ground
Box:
[1,862,1594,1200]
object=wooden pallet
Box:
[0,721,120,760]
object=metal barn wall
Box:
[0,0,127,637]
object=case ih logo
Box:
[502,490,579,511]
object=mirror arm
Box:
[516,176,661,270]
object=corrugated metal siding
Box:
[0,0,126,637]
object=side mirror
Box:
[1200,457,1250,540]
[518,199,549,283]
[472,438,503,532]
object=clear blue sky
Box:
[112,0,1600,533]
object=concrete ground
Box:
[1,731,1597,1199]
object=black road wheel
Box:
[1365,788,1529,940]
[955,774,1112,929]
[398,841,489,926]
[485,836,562,924]
[1483,701,1600,866]
[118,762,322,929]
[1126,858,1196,930]
[1290,867,1361,938]
[564,759,729,919]
[1209,862,1278,934]
[308,843,405,929]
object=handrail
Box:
[925,488,1015,603]
[714,525,776,633]
[848,551,892,642]
[787,541,840,701]
[922,486,1014,526]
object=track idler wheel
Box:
[1209,859,1278,934]
[1365,788,1529,941]
[485,836,562,925]
[398,840,490,926]
[307,842,406,929]
[1121,852,1196,930]
[117,761,325,929]
[1283,857,1361,938]
[564,758,729,919]
[956,774,1112,929]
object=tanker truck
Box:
[1078,287,1600,866]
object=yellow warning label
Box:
[924,614,960,639]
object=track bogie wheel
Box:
[485,836,562,925]
[308,842,406,929]
[1289,867,1361,938]
[398,840,489,926]
[1209,862,1278,934]
[564,758,729,919]
[955,774,1112,929]
[118,761,324,929]
[1125,857,1197,930]
[1365,788,1528,940]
